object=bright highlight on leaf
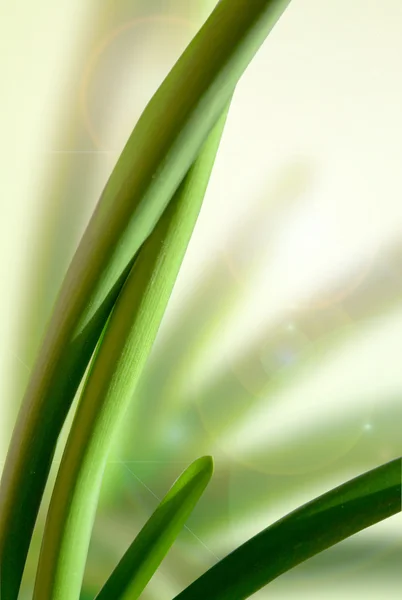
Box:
[96,456,213,600]
[174,457,401,600]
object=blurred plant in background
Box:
[1,1,401,599]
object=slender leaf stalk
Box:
[32,107,229,600]
[0,2,291,596]
[95,456,213,600]
[174,457,402,600]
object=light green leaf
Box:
[95,456,213,600]
[0,2,291,597]
[174,457,401,600]
[32,107,229,600]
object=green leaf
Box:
[174,457,401,600]
[0,2,291,597]
[32,107,229,600]
[95,456,213,600]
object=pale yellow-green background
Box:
[0,1,401,598]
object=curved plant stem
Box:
[32,107,229,600]
[0,2,291,596]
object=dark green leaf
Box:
[174,457,401,600]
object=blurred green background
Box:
[0,1,401,598]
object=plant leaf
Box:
[173,457,401,600]
[32,107,229,600]
[95,456,213,600]
[0,2,291,596]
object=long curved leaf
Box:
[96,456,213,600]
[174,457,401,600]
[0,1,291,597]
[32,108,229,600]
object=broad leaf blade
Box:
[174,457,401,600]
[0,2,291,597]
[96,456,213,600]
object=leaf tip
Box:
[192,455,214,484]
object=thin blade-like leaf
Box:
[174,457,401,600]
[96,456,213,600]
[0,2,291,596]
[32,107,229,600]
